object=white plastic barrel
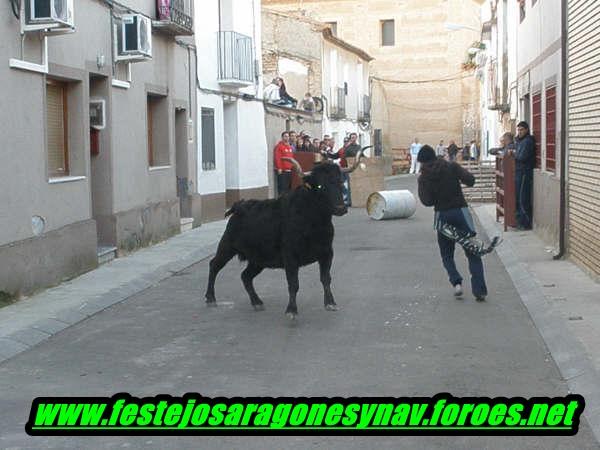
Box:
[366,190,417,220]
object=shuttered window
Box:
[46,81,69,177]
[381,20,395,47]
[201,108,216,170]
[545,86,556,172]
[374,129,383,156]
[532,92,542,169]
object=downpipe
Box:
[554,0,568,261]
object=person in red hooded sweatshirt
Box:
[274,131,295,197]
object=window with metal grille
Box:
[381,20,395,47]
[532,92,542,169]
[46,80,69,177]
[201,107,216,171]
[374,129,383,156]
[545,86,556,172]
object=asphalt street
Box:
[0,176,598,449]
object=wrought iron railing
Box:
[156,0,193,33]
[218,31,254,84]
[358,94,371,122]
[330,86,346,119]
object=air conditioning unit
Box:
[114,14,152,62]
[90,99,106,130]
[23,0,75,32]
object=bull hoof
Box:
[206,299,217,307]
[286,312,298,321]
[253,304,265,311]
[325,304,339,311]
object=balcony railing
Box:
[330,86,346,119]
[358,94,371,122]
[155,0,193,36]
[218,31,255,87]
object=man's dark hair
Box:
[281,131,289,138]
[517,121,529,130]
[350,132,358,138]
[417,145,437,163]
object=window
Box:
[545,86,556,172]
[381,20,395,46]
[147,94,169,167]
[532,92,542,169]
[374,129,383,156]
[201,107,216,170]
[327,22,338,37]
[46,80,69,177]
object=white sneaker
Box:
[454,284,463,297]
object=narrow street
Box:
[0,177,597,449]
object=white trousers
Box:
[410,157,421,174]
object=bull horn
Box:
[281,157,311,177]
[342,145,372,173]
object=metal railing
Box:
[358,94,371,122]
[156,0,193,33]
[218,31,254,84]
[330,86,346,119]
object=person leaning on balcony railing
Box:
[301,92,316,112]
[277,78,298,108]
[264,79,283,104]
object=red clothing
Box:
[336,147,349,168]
[274,141,294,171]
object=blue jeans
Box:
[435,208,488,297]
[515,168,533,229]
[342,172,352,206]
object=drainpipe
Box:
[553,0,568,260]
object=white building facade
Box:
[322,31,373,150]
[480,0,562,245]
[196,0,269,222]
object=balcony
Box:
[358,94,371,122]
[218,31,255,88]
[330,86,346,120]
[154,0,193,36]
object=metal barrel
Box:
[366,190,417,220]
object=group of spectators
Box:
[273,130,363,206]
[263,77,318,112]
[409,138,481,175]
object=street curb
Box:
[0,224,226,366]
[473,205,600,442]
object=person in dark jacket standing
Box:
[447,140,459,161]
[512,121,535,230]
[417,145,489,301]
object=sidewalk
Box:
[473,203,600,437]
[0,220,228,364]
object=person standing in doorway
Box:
[512,121,536,230]
[274,131,295,197]
[409,138,422,174]
[417,145,490,302]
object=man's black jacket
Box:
[418,158,475,211]
[515,134,536,171]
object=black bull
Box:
[205,148,369,319]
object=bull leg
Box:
[205,240,236,306]
[319,254,337,311]
[241,263,265,311]
[284,265,300,319]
